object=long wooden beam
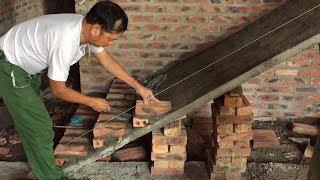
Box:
[63,0,320,176]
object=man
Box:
[0,1,157,179]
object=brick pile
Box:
[133,100,171,128]
[54,104,101,166]
[208,92,253,179]
[93,79,135,149]
[151,118,187,176]
[187,100,213,160]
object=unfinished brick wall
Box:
[243,44,320,118]
[77,1,320,119]
[76,0,288,93]
[0,0,45,36]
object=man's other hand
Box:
[89,98,111,112]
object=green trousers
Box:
[0,50,63,179]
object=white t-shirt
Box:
[0,14,104,81]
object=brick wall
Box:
[0,0,45,36]
[243,44,320,118]
[77,1,320,118]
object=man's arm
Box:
[48,79,111,112]
[94,50,158,101]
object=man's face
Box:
[89,25,123,47]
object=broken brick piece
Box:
[113,146,146,161]
[133,117,149,127]
[164,120,181,136]
[93,138,104,149]
[135,100,171,116]
[55,157,67,167]
[304,143,314,158]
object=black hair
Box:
[85,0,128,33]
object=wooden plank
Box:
[63,1,320,176]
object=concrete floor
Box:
[0,161,309,180]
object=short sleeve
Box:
[47,47,73,81]
[89,45,104,53]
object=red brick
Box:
[215,115,253,125]
[151,166,184,176]
[113,146,146,161]
[220,106,236,115]
[216,148,251,157]
[234,124,252,133]
[224,94,243,107]
[217,140,234,149]
[131,15,153,22]
[217,132,253,142]
[234,141,251,149]
[0,147,10,155]
[153,160,169,169]
[93,122,127,138]
[168,160,185,169]
[153,145,169,154]
[144,24,168,31]
[164,120,181,136]
[216,157,232,167]
[216,124,234,134]
[253,129,279,148]
[135,100,171,116]
[133,117,149,127]
[170,145,186,154]
[8,133,20,145]
[54,145,88,157]
[151,152,187,161]
[231,157,247,168]
[143,4,169,13]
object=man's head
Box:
[84,1,128,47]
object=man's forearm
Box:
[95,51,142,90]
[51,86,93,106]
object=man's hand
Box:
[135,85,159,102]
[88,97,111,112]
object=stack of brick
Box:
[187,100,213,160]
[151,118,187,176]
[54,104,102,166]
[208,93,253,179]
[92,79,135,149]
[93,79,148,161]
[133,100,171,128]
